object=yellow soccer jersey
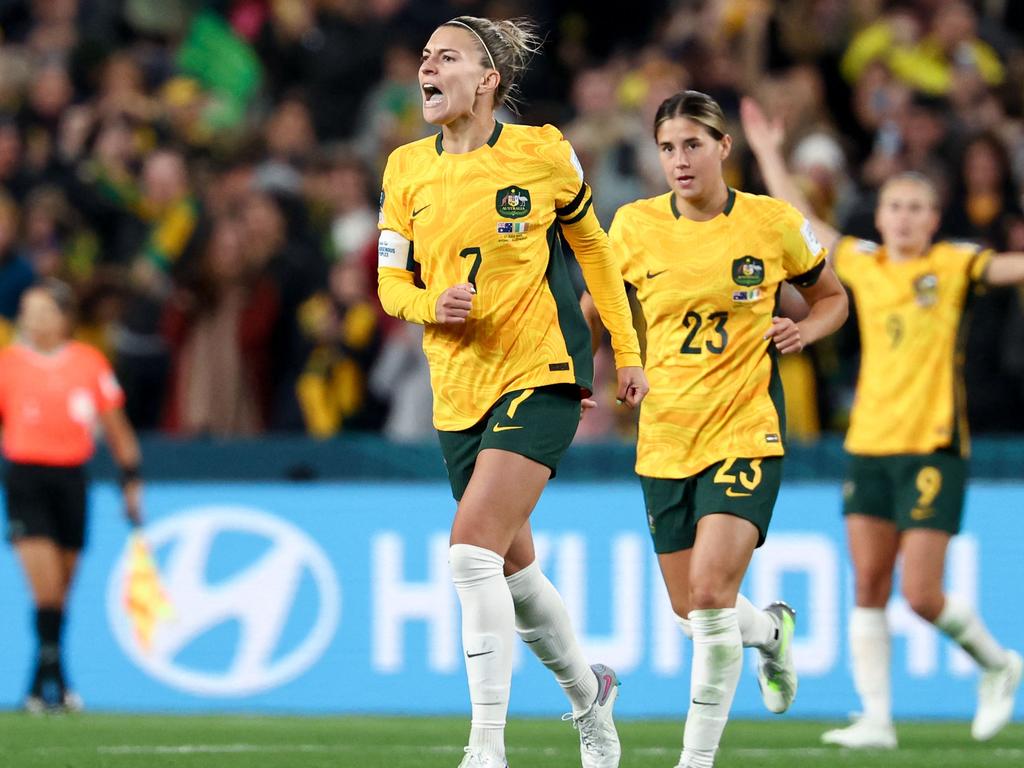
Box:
[611,189,826,479]
[378,122,640,431]
[835,237,992,456]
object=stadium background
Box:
[0,0,1022,745]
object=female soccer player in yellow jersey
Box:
[604,91,848,768]
[742,97,1024,749]
[376,16,648,768]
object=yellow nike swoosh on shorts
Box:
[725,488,752,497]
[492,424,524,432]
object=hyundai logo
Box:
[107,506,340,697]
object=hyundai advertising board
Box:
[0,482,1022,719]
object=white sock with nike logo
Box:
[681,608,743,768]
[450,543,514,759]
[506,560,598,714]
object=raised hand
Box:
[740,97,785,157]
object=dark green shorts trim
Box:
[437,384,582,501]
[842,451,966,534]
[640,456,783,554]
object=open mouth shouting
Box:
[422,83,445,110]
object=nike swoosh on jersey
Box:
[725,488,752,497]
[412,204,431,217]
[647,269,668,279]
[492,424,524,432]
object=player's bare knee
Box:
[669,595,691,619]
[854,572,892,608]
[902,584,943,622]
[688,582,733,610]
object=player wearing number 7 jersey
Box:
[606,91,847,768]
[377,15,647,768]
[742,96,1024,750]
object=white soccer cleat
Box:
[972,649,1023,741]
[820,716,898,749]
[23,688,83,715]
[457,747,507,768]
[564,664,621,768]
[757,602,798,714]
[23,695,46,715]
[62,690,84,713]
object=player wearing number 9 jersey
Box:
[743,96,1024,749]
[606,91,847,768]
[377,15,647,768]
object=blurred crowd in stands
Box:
[1,0,1023,442]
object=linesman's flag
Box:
[122,531,174,651]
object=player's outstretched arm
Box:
[740,97,841,257]
[984,253,1024,286]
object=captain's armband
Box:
[378,230,411,270]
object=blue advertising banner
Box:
[1,481,1022,719]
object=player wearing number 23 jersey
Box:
[610,91,847,768]
[611,188,826,484]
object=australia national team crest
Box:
[732,255,765,287]
[913,273,939,307]
[496,185,531,219]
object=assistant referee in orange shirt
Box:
[0,279,142,712]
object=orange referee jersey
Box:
[0,341,125,466]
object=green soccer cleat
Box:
[757,602,798,714]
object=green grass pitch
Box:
[0,713,1021,767]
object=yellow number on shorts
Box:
[915,466,942,508]
[739,459,763,491]
[714,458,762,491]
[714,458,738,485]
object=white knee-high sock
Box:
[505,561,598,714]
[934,596,1009,670]
[450,544,515,758]
[681,608,743,768]
[850,607,891,725]
[674,594,777,650]
[736,594,778,650]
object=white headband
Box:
[446,19,496,71]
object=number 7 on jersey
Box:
[460,247,483,289]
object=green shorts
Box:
[842,451,966,534]
[640,456,783,554]
[437,384,582,501]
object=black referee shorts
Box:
[4,462,88,550]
